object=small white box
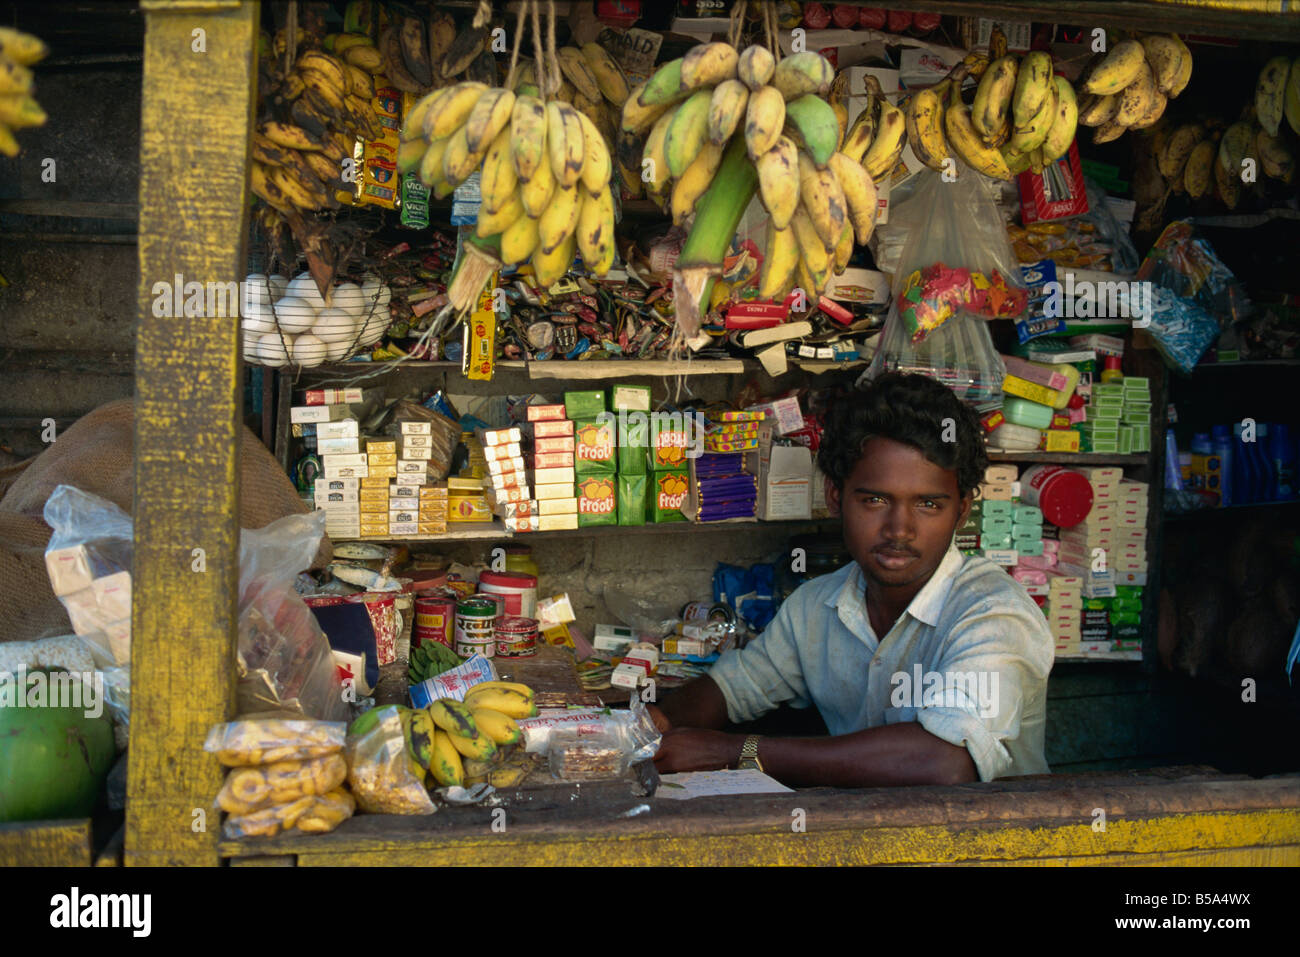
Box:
[290,405,331,424]
[315,477,359,493]
[323,464,369,479]
[316,420,359,440]
[397,459,427,474]
[759,445,812,521]
[317,436,360,454]
[611,663,647,690]
[388,522,419,536]
[321,453,368,468]
[395,473,428,486]
[63,587,105,635]
[403,445,433,460]
[535,483,574,501]
[390,484,419,499]
[534,466,575,486]
[402,434,431,448]
[400,421,432,435]
[92,571,133,622]
[537,497,578,515]
[45,545,94,596]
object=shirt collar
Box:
[825,544,965,629]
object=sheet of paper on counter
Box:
[655,769,794,799]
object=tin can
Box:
[454,596,498,658]
[414,596,456,649]
[477,569,538,618]
[495,616,538,658]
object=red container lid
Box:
[478,570,538,588]
[1038,470,1094,528]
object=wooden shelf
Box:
[303,356,863,381]
[333,517,840,546]
[1055,650,1144,663]
[985,451,1148,465]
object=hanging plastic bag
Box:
[1136,219,1251,327]
[865,168,1023,406]
[237,512,348,722]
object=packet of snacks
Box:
[222,787,356,839]
[214,753,348,816]
[203,717,346,766]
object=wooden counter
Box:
[220,766,1300,867]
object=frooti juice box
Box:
[576,474,617,526]
[618,472,646,526]
[648,469,689,523]
[573,417,617,476]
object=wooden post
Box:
[126,0,258,866]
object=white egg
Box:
[291,333,328,368]
[258,332,291,367]
[325,337,354,361]
[360,279,392,310]
[312,307,361,343]
[242,330,264,362]
[358,312,390,345]
[268,296,318,335]
[268,274,289,301]
[328,282,367,319]
[286,271,328,309]
[241,299,276,333]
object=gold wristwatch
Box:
[737,735,763,772]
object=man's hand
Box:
[653,728,741,773]
[646,703,672,735]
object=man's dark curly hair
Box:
[817,373,988,498]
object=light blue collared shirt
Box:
[708,546,1054,781]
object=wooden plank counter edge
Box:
[220,771,1300,866]
[0,819,94,867]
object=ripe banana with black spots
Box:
[682,42,739,90]
[797,151,847,247]
[1078,93,1120,128]
[1009,80,1057,155]
[708,79,749,146]
[1285,57,1300,136]
[905,85,949,172]
[756,135,800,229]
[547,100,586,188]
[558,46,603,103]
[580,42,630,106]
[1114,59,1160,127]
[772,52,834,100]
[738,44,775,92]
[665,88,713,177]
[862,101,906,181]
[462,686,538,719]
[1158,123,1203,181]
[1084,40,1146,96]
[1140,35,1185,94]
[576,184,616,275]
[760,220,799,300]
[827,152,879,244]
[972,55,1017,144]
[745,85,785,161]
[429,729,464,787]
[1256,126,1295,183]
[1256,56,1291,138]
[1040,76,1078,164]
[470,708,523,746]
[671,142,724,225]
[1012,52,1053,130]
[1184,139,1216,198]
[945,92,1013,180]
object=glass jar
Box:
[503,544,540,578]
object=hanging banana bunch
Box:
[0,26,50,158]
[617,0,888,329]
[1078,33,1192,145]
[248,23,384,219]
[400,0,617,295]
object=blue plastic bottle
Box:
[1232,424,1254,505]
[1256,424,1276,502]
[1211,425,1234,507]
[1272,423,1297,500]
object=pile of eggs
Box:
[241,271,393,368]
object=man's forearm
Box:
[751,723,978,788]
[656,675,730,730]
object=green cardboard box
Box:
[618,472,646,526]
[576,474,617,526]
[573,417,617,476]
[618,416,648,475]
[647,468,689,523]
[564,390,606,420]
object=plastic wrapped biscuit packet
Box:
[203,718,346,767]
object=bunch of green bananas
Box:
[620,44,882,304]
[250,40,384,215]
[407,639,464,686]
[397,64,618,285]
[1078,34,1191,145]
[0,27,49,157]
[400,684,537,789]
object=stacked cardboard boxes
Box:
[527,402,579,530]
[569,389,617,528]
[1045,572,1083,655]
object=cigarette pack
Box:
[400,421,432,435]
[534,435,576,453]
[366,440,397,455]
[527,404,568,422]
[534,466,576,486]
[533,419,574,437]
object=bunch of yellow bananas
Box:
[398,75,618,284]
[0,26,49,157]
[401,683,538,790]
[1079,35,1191,145]
[620,43,882,304]
[250,42,384,215]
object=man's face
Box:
[826,436,971,591]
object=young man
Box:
[650,373,1054,787]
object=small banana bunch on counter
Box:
[621,44,881,302]
[401,683,538,790]
[398,73,618,284]
[251,42,383,215]
[0,26,49,157]
[1079,35,1192,144]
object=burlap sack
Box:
[0,398,330,643]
